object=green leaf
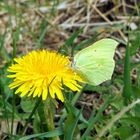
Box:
[64,93,87,123]
[38,20,48,48]
[12,26,20,58]
[110,95,124,110]
[121,116,140,131]
[20,98,35,113]
[74,33,100,51]
[64,97,86,140]
[3,4,17,15]
[33,113,41,133]
[132,86,140,99]
[0,32,6,51]
[64,107,83,140]
[59,28,84,56]
[65,28,84,47]
[115,124,135,140]
[19,128,63,140]
[37,101,48,132]
[123,43,132,101]
[133,104,140,118]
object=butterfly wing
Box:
[73,38,119,85]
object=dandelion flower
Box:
[7,50,83,102]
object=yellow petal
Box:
[49,86,55,98]
[42,87,48,100]
[33,88,40,97]
[54,87,64,102]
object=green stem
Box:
[37,101,48,131]
[44,97,60,140]
[0,80,10,134]
[22,98,41,135]
[11,94,15,135]
[123,41,132,101]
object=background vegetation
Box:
[1,0,140,140]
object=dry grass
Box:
[0,0,139,55]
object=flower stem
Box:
[44,97,60,140]
[22,98,41,135]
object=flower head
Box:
[7,50,83,102]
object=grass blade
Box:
[64,107,83,140]
[19,128,63,140]
[80,96,112,140]
[123,42,132,101]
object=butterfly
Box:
[73,38,119,85]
